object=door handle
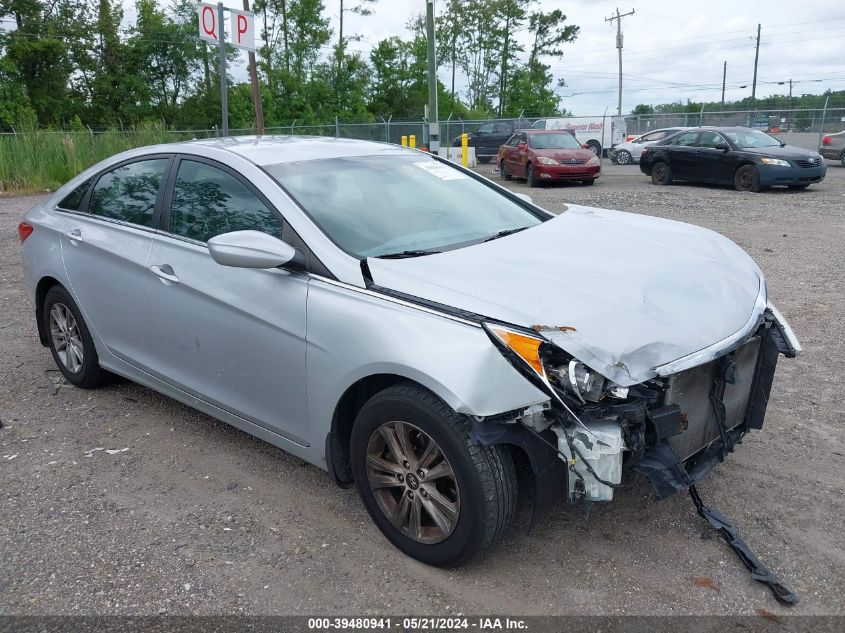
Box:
[64,228,83,243]
[150,264,179,284]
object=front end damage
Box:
[475,306,800,509]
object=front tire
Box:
[526,164,538,188]
[585,140,601,156]
[582,179,596,186]
[350,383,516,567]
[615,149,632,165]
[651,161,672,185]
[43,285,108,389]
[734,164,761,192]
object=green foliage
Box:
[0,123,195,192]
[0,0,581,190]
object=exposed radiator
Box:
[664,337,761,461]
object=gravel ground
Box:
[1,163,843,616]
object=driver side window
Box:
[476,122,494,135]
[168,160,284,243]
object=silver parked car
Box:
[820,130,845,166]
[19,136,801,566]
[609,127,689,165]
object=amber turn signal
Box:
[487,326,547,379]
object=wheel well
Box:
[35,276,62,346]
[327,373,408,486]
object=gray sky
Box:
[158,0,845,115]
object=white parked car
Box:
[609,127,690,165]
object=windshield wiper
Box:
[375,249,442,259]
[483,227,529,242]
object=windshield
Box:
[723,129,781,148]
[529,133,581,150]
[265,154,544,258]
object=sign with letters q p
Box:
[197,3,219,44]
[230,9,256,52]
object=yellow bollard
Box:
[401,135,407,147]
[409,134,416,148]
[461,133,468,167]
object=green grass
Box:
[0,125,202,193]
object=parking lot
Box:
[1,163,843,616]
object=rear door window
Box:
[89,159,168,227]
[168,160,283,243]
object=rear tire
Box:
[615,149,632,165]
[585,140,601,156]
[651,161,672,185]
[477,156,492,164]
[43,285,109,389]
[350,383,516,567]
[499,160,511,181]
[526,164,537,188]
[582,179,596,186]
[734,164,761,192]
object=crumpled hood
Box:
[367,205,764,386]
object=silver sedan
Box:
[19,136,801,566]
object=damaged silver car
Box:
[20,136,801,567]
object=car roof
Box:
[157,135,411,166]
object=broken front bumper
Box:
[633,307,796,499]
[551,306,798,503]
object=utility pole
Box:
[243,0,264,134]
[605,7,635,117]
[751,23,761,110]
[425,0,439,152]
[721,61,727,107]
[217,2,228,136]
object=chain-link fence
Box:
[625,108,845,136]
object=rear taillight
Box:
[18,222,33,243]
[822,136,832,145]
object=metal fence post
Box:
[335,116,339,138]
[817,96,830,150]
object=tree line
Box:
[0,0,580,130]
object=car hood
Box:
[367,206,764,386]
[742,145,820,159]
[534,148,594,161]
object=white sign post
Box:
[229,9,256,51]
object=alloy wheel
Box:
[366,420,460,544]
[49,303,84,373]
[616,150,631,165]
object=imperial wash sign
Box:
[197,3,256,52]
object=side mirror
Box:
[713,142,730,151]
[208,230,299,269]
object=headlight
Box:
[586,156,600,166]
[484,323,627,404]
[760,157,790,167]
[536,156,557,165]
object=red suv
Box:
[497,130,600,187]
